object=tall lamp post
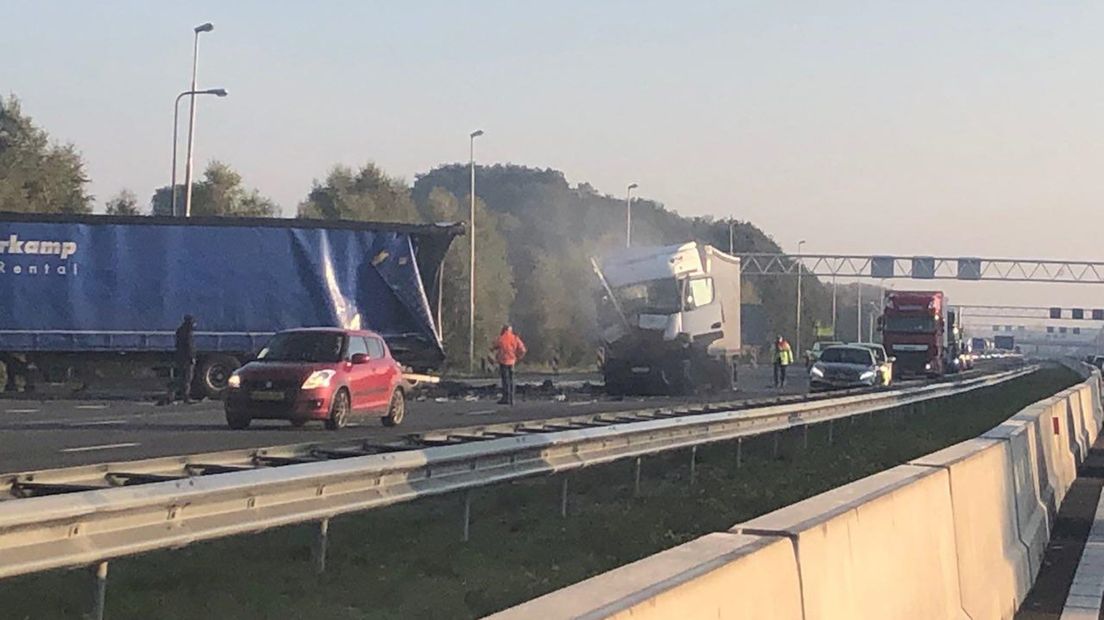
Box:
[468,129,484,373]
[183,22,214,218]
[625,183,638,247]
[171,88,227,216]
[796,240,806,355]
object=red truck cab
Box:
[880,291,946,378]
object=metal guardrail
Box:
[0,367,1000,501]
[0,365,1035,582]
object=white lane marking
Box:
[569,401,597,407]
[465,409,496,416]
[1061,489,1104,619]
[75,405,108,410]
[60,442,140,453]
[76,419,126,426]
[5,408,39,414]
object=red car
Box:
[224,328,406,430]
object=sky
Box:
[4,1,1104,312]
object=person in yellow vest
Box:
[773,335,794,388]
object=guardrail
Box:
[0,365,1036,618]
[490,360,1099,620]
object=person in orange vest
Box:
[491,324,527,405]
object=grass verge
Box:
[0,366,1079,619]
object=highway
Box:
[0,365,806,473]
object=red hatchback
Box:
[224,328,406,430]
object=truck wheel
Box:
[325,388,350,430]
[382,389,406,427]
[197,355,241,400]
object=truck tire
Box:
[196,355,241,400]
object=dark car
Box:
[808,345,881,392]
[224,328,406,430]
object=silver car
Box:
[809,345,881,392]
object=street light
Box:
[170,88,227,216]
[468,129,484,373]
[183,22,215,218]
[728,218,736,254]
[625,183,638,247]
[796,239,806,355]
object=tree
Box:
[0,95,92,213]
[105,189,141,215]
[420,187,515,368]
[150,161,279,217]
[299,163,421,222]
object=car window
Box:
[347,336,369,359]
[685,277,714,310]
[819,347,874,365]
[366,338,386,359]
[258,332,344,363]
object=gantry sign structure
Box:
[737,254,1104,284]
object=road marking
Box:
[76,419,126,426]
[5,408,39,414]
[465,409,496,416]
[60,442,140,453]
[1061,490,1104,619]
[569,401,597,407]
[75,405,108,410]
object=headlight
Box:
[227,373,241,389]
[810,365,824,378]
[860,370,876,381]
[301,370,336,390]
[924,362,932,370]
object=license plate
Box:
[251,390,285,402]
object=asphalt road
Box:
[0,365,807,473]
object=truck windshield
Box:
[883,316,937,333]
[258,332,344,363]
[820,348,874,365]
[614,278,681,315]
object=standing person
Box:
[491,324,527,405]
[773,335,793,388]
[175,315,197,404]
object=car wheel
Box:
[325,389,350,430]
[225,410,251,430]
[382,389,406,427]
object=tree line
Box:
[2,94,860,367]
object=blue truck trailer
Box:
[0,212,462,397]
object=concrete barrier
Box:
[736,465,965,620]
[492,368,1103,620]
[1012,401,1073,512]
[983,417,1051,578]
[486,532,803,620]
[912,438,1031,619]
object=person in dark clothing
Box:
[175,315,197,403]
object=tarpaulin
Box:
[0,214,461,370]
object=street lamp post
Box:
[728,219,735,254]
[796,240,806,355]
[831,276,838,339]
[170,88,227,216]
[625,183,638,247]
[857,281,863,342]
[183,22,214,218]
[468,129,484,373]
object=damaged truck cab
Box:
[594,242,741,395]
